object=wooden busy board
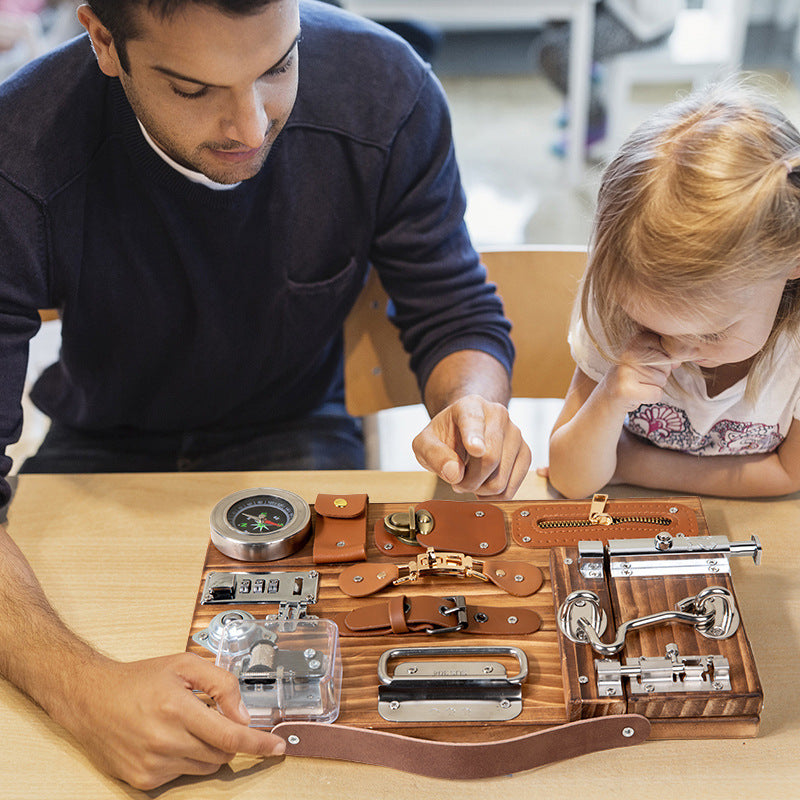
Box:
[185,496,762,741]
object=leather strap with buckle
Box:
[333,594,542,636]
[338,548,543,598]
[273,714,651,779]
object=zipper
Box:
[537,493,672,529]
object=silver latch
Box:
[377,645,527,722]
[558,585,740,656]
[596,643,732,696]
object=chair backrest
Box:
[344,246,586,416]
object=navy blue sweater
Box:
[0,1,513,503]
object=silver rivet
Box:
[712,681,724,691]
[520,510,530,517]
[644,684,655,693]
[514,574,524,582]
[507,616,518,624]
[483,666,494,674]
[579,675,588,684]
[308,659,321,670]
[564,557,573,565]
[499,700,511,709]
[522,536,531,543]
[475,510,485,517]
[336,541,345,547]
[303,649,316,659]
[384,543,394,550]
[288,735,300,745]
[406,666,418,674]
[669,507,678,514]
[390,701,400,710]
[352,575,363,583]
[622,727,635,738]
[480,542,489,549]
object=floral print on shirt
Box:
[626,403,784,455]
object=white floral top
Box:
[569,319,800,456]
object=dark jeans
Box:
[18,406,365,475]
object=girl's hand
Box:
[600,332,680,412]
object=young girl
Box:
[548,82,800,498]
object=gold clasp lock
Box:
[383,507,435,545]
[394,548,491,585]
[588,493,613,526]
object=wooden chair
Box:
[344,246,587,468]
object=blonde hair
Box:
[581,81,800,393]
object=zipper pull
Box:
[588,493,613,526]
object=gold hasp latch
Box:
[394,548,491,585]
[383,507,435,545]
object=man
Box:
[0,0,530,789]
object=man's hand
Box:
[59,652,285,791]
[412,394,531,499]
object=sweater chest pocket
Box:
[285,256,366,335]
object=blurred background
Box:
[3,1,799,248]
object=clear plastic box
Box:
[215,615,341,727]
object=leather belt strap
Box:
[313,493,368,564]
[273,714,651,779]
[333,595,542,636]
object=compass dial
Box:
[226,495,295,534]
[210,488,311,561]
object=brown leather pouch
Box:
[374,499,507,556]
[511,494,699,548]
[313,493,368,564]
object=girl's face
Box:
[623,274,795,368]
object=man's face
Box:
[96,1,300,184]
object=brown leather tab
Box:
[416,500,507,555]
[313,493,368,564]
[373,519,420,557]
[512,498,699,548]
[274,715,651,778]
[387,595,410,634]
[334,595,541,636]
[483,560,543,596]
[338,563,399,597]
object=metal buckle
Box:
[426,595,468,635]
[394,548,491,586]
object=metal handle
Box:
[377,645,528,685]
[558,586,740,656]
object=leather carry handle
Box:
[273,715,651,779]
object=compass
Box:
[210,488,312,561]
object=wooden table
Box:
[1,470,797,798]
[339,0,597,186]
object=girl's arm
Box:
[548,334,677,498]
[614,418,800,497]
